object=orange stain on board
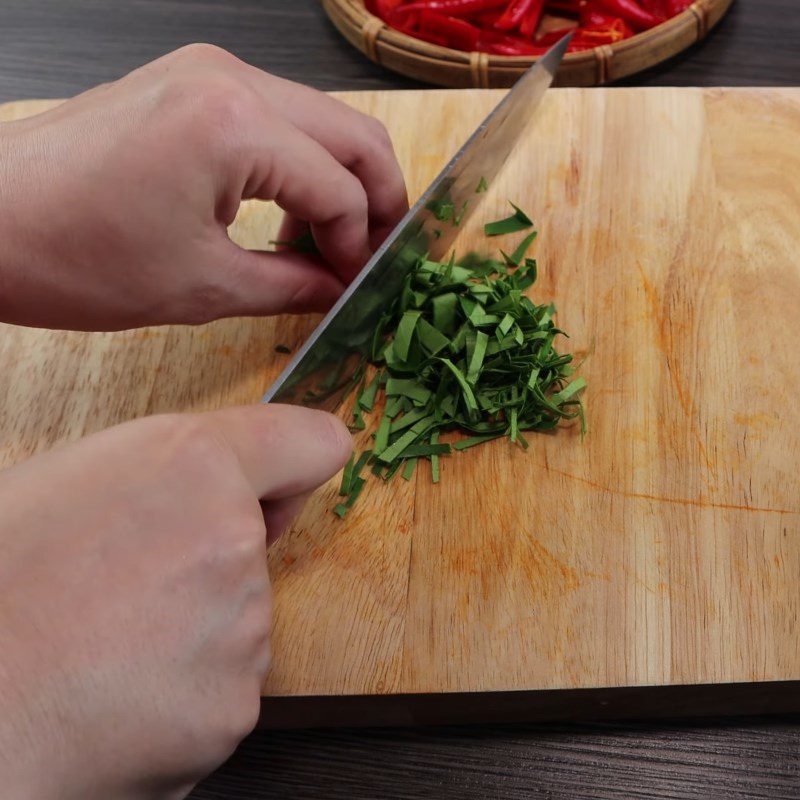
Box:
[523,537,582,594]
[635,262,715,474]
[733,412,778,428]
[541,462,798,516]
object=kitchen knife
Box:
[263,35,570,411]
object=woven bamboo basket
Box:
[322,0,735,88]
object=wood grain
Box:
[1,88,798,721]
[188,717,800,800]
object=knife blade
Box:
[263,35,570,411]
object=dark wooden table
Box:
[2,1,799,798]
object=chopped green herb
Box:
[484,202,533,236]
[430,431,441,484]
[399,443,452,458]
[453,434,504,451]
[401,458,417,481]
[331,203,586,518]
[426,197,455,223]
[357,372,381,413]
[476,177,489,194]
[269,230,318,254]
[506,230,538,266]
[373,414,392,456]
[339,453,356,496]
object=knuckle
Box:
[161,71,256,153]
[365,117,394,154]
[192,80,256,146]
[335,174,368,218]
[175,42,239,66]
[164,415,231,474]
[221,511,268,560]
[220,686,262,744]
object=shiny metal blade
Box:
[264,35,570,410]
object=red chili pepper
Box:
[494,0,535,30]
[571,18,628,44]
[580,8,617,25]
[468,8,504,25]
[392,0,508,19]
[519,0,546,38]
[419,10,481,49]
[477,27,548,54]
[638,0,669,15]
[386,8,421,28]
[545,0,585,15]
[487,41,549,54]
[596,0,663,29]
[371,0,684,54]
[666,0,693,14]
[367,0,405,16]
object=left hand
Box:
[0,44,408,331]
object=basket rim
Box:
[328,0,724,65]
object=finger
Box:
[205,404,352,501]
[218,241,345,316]
[262,491,312,546]
[243,115,371,282]
[239,70,409,249]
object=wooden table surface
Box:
[1,2,798,799]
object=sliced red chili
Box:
[495,0,535,31]
[544,0,585,15]
[370,0,682,54]
[419,10,481,49]
[571,18,628,44]
[666,0,693,14]
[580,8,618,25]
[393,0,508,18]
[595,0,662,30]
[468,8,504,25]
[638,0,669,15]
[477,27,548,53]
[519,0,547,38]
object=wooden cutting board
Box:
[2,88,799,727]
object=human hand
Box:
[0,404,351,799]
[0,44,408,331]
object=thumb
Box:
[214,240,345,318]
[205,404,352,501]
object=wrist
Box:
[0,653,53,799]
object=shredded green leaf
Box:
[484,202,533,236]
[402,457,417,481]
[430,430,441,483]
[331,204,586,517]
[269,230,318,254]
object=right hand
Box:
[0,404,351,800]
